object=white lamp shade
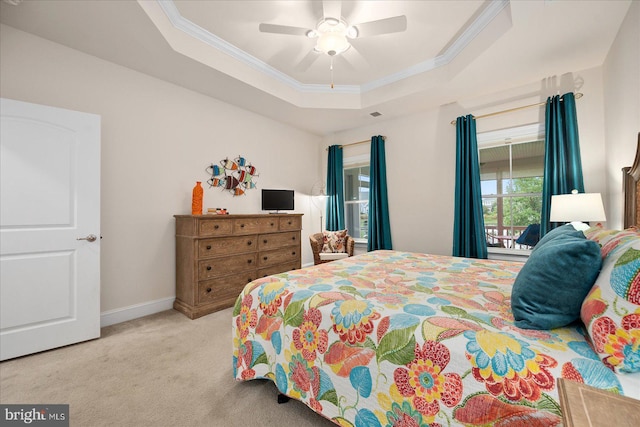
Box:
[549,192,606,222]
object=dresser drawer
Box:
[198,273,256,305]
[198,254,257,280]
[198,235,257,258]
[279,216,301,231]
[258,246,300,268]
[233,218,262,235]
[258,231,300,251]
[257,262,299,279]
[233,217,279,234]
[199,219,233,236]
[257,217,279,233]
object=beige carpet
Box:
[0,308,336,426]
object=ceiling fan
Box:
[258,1,406,85]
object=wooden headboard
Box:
[623,132,640,228]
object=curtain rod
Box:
[326,136,386,151]
[449,92,583,125]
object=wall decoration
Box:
[206,155,258,196]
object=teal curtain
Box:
[453,115,487,259]
[540,92,584,237]
[326,145,345,231]
[368,135,393,251]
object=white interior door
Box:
[0,98,101,361]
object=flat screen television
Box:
[262,189,295,212]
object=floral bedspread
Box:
[232,250,639,426]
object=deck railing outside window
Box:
[479,138,544,251]
[485,225,530,249]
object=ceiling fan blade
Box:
[354,15,407,37]
[340,46,369,70]
[258,23,310,36]
[296,50,321,72]
[322,0,342,20]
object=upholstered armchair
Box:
[309,232,355,265]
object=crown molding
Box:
[362,0,510,92]
[157,0,361,94]
[442,0,510,65]
[150,0,510,98]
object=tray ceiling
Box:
[0,0,632,135]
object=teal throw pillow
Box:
[511,232,602,330]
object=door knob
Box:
[77,234,97,242]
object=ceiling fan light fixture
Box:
[306,29,318,38]
[323,17,340,26]
[346,26,358,39]
[316,32,350,56]
[314,18,351,56]
[317,18,347,34]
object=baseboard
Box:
[100,297,175,328]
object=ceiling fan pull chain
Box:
[330,57,334,89]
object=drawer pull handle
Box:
[263,256,268,261]
[240,224,245,228]
[292,251,296,255]
[214,225,219,230]
[291,236,296,241]
[247,259,252,264]
[206,266,212,271]
[206,287,212,293]
[270,223,274,226]
[288,221,292,225]
[263,239,268,244]
[206,245,212,250]
[247,241,252,246]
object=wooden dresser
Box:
[173,214,302,319]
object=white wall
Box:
[603,0,640,229]
[0,25,322,319]
[323,66,609,256]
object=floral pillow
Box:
[580,228,640,373]
[583,225,618,247]
[322,229,348,253]
[584,225,640,259]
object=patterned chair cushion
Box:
[581,227,640,373]
[322,229,348,253]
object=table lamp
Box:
[549,190,606,230]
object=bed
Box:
[232,136,640,426]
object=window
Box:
[480,138,544,251]
[344,163,369,241]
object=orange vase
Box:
[192,181,203,215]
